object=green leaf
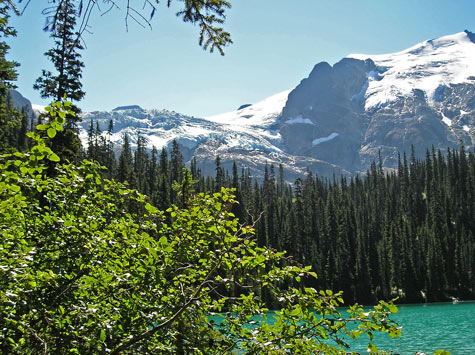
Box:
[100,329,106,342]
[145,202,157,214]
[290,307,302,317]
[386,302,398,313]
[367,343,378,353]
[47,127,57,138]
[48,153,60,162]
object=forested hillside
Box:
[247,148,475,305]
[87,124,475,305]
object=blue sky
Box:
[8,0,475,117]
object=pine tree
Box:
[33,0,85,161]
[170,140,184,182]
[86,118,96,159]
[16,107,29,151]
[34,0,85,106]
[0,3,22,152]
[214,155,225,191]
[170,140,184,203]
[105,119,116,177]
[155,147,171,210]
[231,161,244,220]
[134,132,149,192]
[117,134,134,185]
[148,146,158,197]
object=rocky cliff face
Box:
[278,32,474,174]
[280,58,377,172]
[10,89,35,118]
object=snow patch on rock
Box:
[284,115,315,125]
[312,133,339,146]
[441,112,453,126]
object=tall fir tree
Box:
[117,134,134,186]
[0,3,23,152]
[169,140,184,203]
[215,155,225,191]
[0,4,17,98]
[34,0,85,162]
[155,147,171,210]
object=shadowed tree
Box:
[0,3,24,152]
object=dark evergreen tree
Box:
[117,134,134,185]
[86,118,96,160]
[215,155,225,191]
[134,132,149,192]
[16,107,29,151]
[33,0,85,162]
[155,147,171,210]
[148,145,158,197]
[0,4,22,152]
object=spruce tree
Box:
[34,0,85,161]
[0,3,22,152]
[86,118,96,159]
[117,134,133,185]
[105,119,116,177]
[156,147,171,210]
[215,155,225,191]
[169,140,184,202]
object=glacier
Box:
[348,32,475,110]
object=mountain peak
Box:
[237,104,252,110]
[112,105,143,111]
[347,31,475,110]
[465,29,475,43]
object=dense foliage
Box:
[0,102,415,354]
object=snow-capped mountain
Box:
[78,91,348,180]
[21,31,475,181]
[348,32,475,111]
[280,31,474,174]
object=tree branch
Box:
[110,250,224,354]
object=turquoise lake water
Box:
[212,301,475,354]
[344,301,475,355]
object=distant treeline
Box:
[86,123,474,305]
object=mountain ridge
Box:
[16,31,475,181]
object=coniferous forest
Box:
[87,125,475,305]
